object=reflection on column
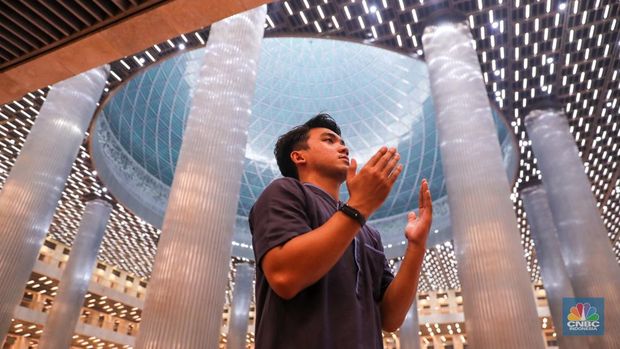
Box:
[431,335,444,349]
[134,6,267,349]
[525,107,620,348]
[228,264,254,349]
[12,336,29,349]
[452,335,464,349]
[39,198,112,349]
[0,65,109,341]
[521,184,588,349]
[421,11,544,349]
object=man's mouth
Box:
[339,156,349,164]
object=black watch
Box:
[338,202,366,227]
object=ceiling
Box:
[93,36,512,226]
[0,0,166,71]
[0,0,619,292]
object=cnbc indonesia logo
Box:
[563,298,604,336]
[567,303,599,330]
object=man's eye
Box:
[324,139,333,143]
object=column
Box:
[228,264,254,349]
[400,299,421,349]
[12,336,29,349]
[525,106,620,348]
[134,6,266,349]
[421,10,545,349]
[0,65,109,341]
[431,335,444,349]
[521,184,589,349]
[38,198,112,349]
[452,335,464,349]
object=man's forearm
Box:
[380,242,426,332]
[262,211,362,299]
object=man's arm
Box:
[262,210,370,299]
[380,180,432,332]
[262,147,402,299]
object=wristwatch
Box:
[338,202,366,227]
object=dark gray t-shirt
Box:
[249,177,394,349]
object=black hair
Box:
[274,113,342,179]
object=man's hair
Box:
[274,113,342,179]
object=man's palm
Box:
[405,179,433,246]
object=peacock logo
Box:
[563,298,604,336]
[567,303,599,321]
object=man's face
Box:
[295,127,350,182]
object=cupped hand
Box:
[405,179,433,247]
[345,146,403,218]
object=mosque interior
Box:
[0,0,619,348]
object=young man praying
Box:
[249,113,432,348]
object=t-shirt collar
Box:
[302,182,341,206]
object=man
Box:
[249,113,432,348]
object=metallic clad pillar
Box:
[38,198,112,349]
[421,12,545,349]
[431,336,444,349]
[0,66,109,341]
[12,336,29,349]
[521,184,588,349]
[399,299,421,349]
[525,107,620,348]
[452,336,464,349]
[134,6,266,349]
[228,264,254,349]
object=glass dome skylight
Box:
[93,37,513,236]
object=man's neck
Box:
[299,173,341,201]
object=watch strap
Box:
[338,202,366,226]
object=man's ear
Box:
[290,150,306,165]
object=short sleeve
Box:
[249,178,313,267]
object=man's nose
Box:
[339,145,349,156]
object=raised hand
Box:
[404,179,433,248]
[345,146,403,219]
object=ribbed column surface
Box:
[452,336,465,349]
[38,199,112,349]
[422,21,545,349]
[525,109,620,348]
[134,6,266,349]
[399,299,421,349]
[228,264,254,349]
[0,65,109,341]
[12,336,30,349]
[521,185,588,349]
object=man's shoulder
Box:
[261,177,305,197]
[266,176,303,189]
[250,177,307,214]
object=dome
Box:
[91,37,516,258]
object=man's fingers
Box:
[366,146,388,167]
[375,147,397,171]
[426,189,433,215]
[419,179,427,209]
[388,163,403,185]
[382,153,400,176]
[408,211,417,222]
[346,158,358,181]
